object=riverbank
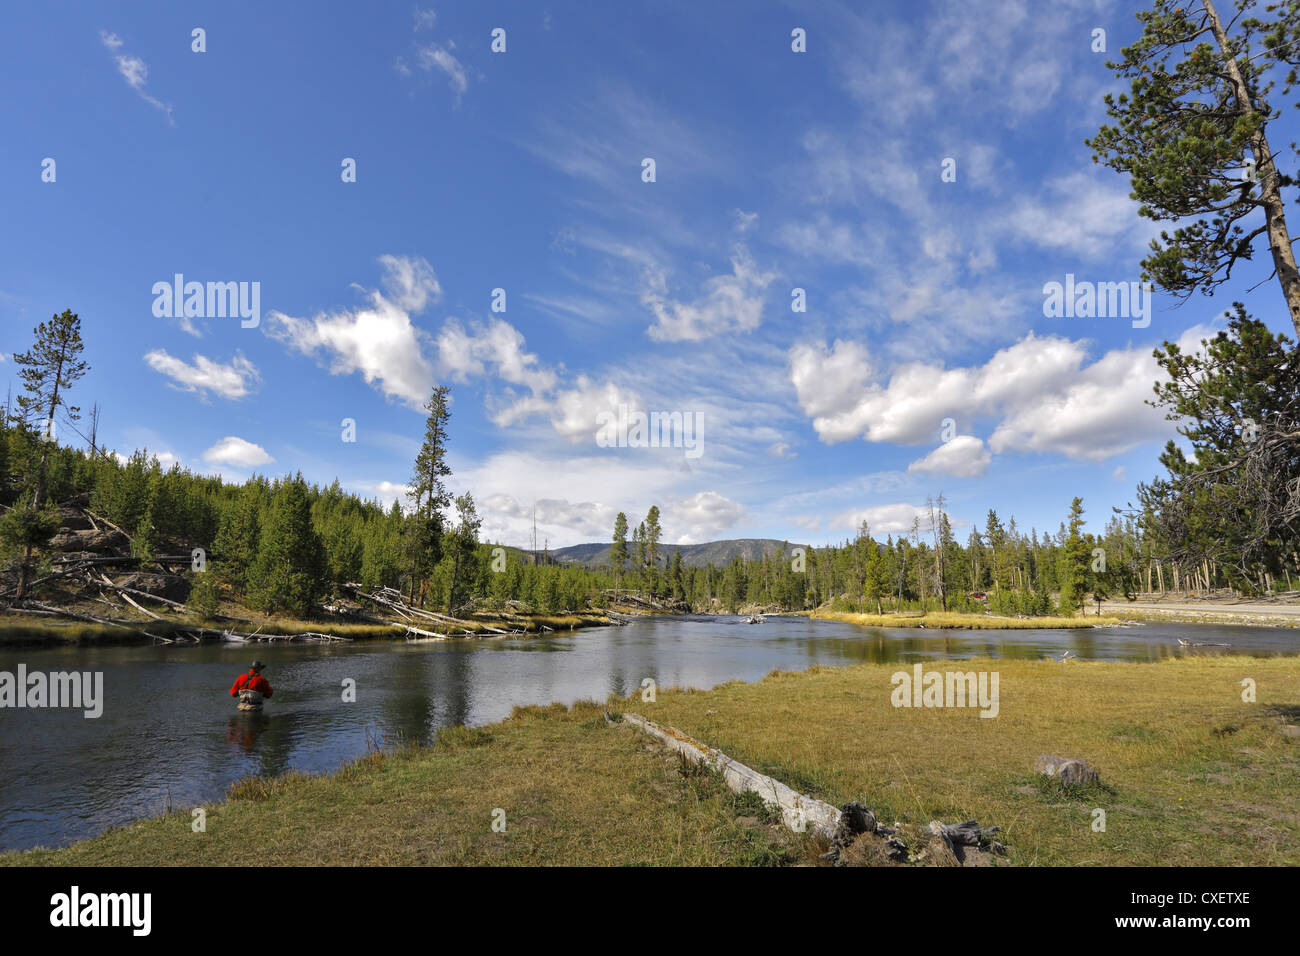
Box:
[1101,596,1300,628]
[810,609,1121,629]
[0,608,619,647]
[8,655,1296,866]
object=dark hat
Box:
[250,661,265,671]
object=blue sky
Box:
[3,0,1296,550]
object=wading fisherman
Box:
[230,661,273,712]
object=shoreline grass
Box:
[810,609,1121,629]
[7,654,1296,867]
[0,609,615,646]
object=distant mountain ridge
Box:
[540,538,807,569]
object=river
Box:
[1,614,1295,851]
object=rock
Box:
[55,508,93,532]
[1279,725,1300,741]
[1035,754,1100,787]
[48,529,128,554]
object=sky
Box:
[3,0,1296,551]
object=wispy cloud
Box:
[99,30,174,124]
[396,10,471,101]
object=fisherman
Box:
[230,661,273,711]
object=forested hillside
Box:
[2,309,1296,621]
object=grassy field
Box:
[6,656,1297,866]
[810,609,1121,629]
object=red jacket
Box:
[230,671,273,697]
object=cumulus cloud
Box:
[791,327,1214,462]
[644,246,776,342]
[831,503,933,535]
[264,255,440,409]
[438,316,556,395]
[202,436,274,468]
[665,491,745,544]
[544,377,643,442]
[143,350,259,400]
[483,494,617,541]
[907,436,992,478]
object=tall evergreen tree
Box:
[610,512,629,585]
[406,385,452,605]
[6,310,87,597]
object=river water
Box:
[1,614,1295,851]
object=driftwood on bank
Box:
[610,710,842,839]
[176,625,353,644]
[341,583,508,636]
[89,571,190,613]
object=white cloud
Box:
[907,436,992,478]
[543,376,642,442]
[831,503,932,535]
[791,326,1215,462]
[644,246,776,342]
[202,436,274,468]
[998,171,1153,260]
[99,30,173,123]
[666,491,745,544]
[264,255,440,409]
[438,316,556,394]
[143,350,259,400]
[483,494,617,541]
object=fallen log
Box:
[20,601,155,636]
[611,710,841,839]
[403,624,450,640]
[90,573,190,612]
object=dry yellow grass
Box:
[629,656,1299,865]
[811,610,1120,629]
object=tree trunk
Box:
[1203,0,1300,338]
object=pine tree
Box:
[214,479,265,591]
[246,473,326,617]
[1062,497,1092,615]
[445,492,482,613]
[610,512,629,586]
[406,385,452,605]
[1087,0,1300,337]
[6,310,87,597]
